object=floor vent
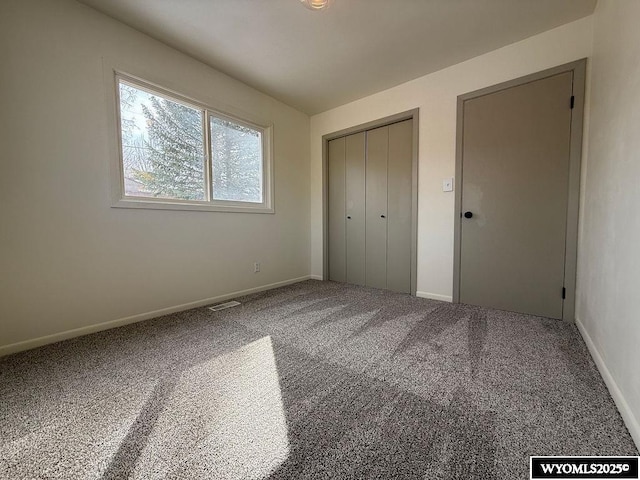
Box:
[208,300,241,312]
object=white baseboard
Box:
[0,275,313,358]
[576,317,640,450]
[309,275,323,280]
[416,291,453,302]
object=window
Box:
[114,74,272,212]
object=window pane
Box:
[118,81,205,201]
[210,117,263,203]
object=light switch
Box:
[443,177,454,192]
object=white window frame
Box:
[111,72,274,213]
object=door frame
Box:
[452,59,587,322]
[321,109,420,295]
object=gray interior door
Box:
[459,72,573,319]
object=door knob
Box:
[347,216,351,219]
[380,215,386,218]
[463,211,473,219]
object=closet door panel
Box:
[387,119,413,293]
[365,126,388,289]
[328,137,346,282]
[345,132,366,286]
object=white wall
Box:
[0,0,310,353]
[576,0,640,447]
[310,17,593,301]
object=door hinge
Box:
[562,287,566,299]
[570,96,575,109]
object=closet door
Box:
[328,121,413,293]
[328,137,346,282]
[387,119,413,293]
[345,132,366,285]
[365,126,389,289]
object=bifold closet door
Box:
[386,119,412,293]
[365,120,412,293]
[345,132,366,285]
[365,126,388,289]
[328,133,366,284]
[328,137,346,282]
[329,120,412,293]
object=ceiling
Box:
[78,0,596,114]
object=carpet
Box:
[0,280,636,479]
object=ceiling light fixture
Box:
[299,0,332,11]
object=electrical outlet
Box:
[254,262,261,273]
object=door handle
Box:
[380,215,386,218]
[463,211,473,219]
[347,216,351,219]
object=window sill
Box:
[111,197,274,214]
